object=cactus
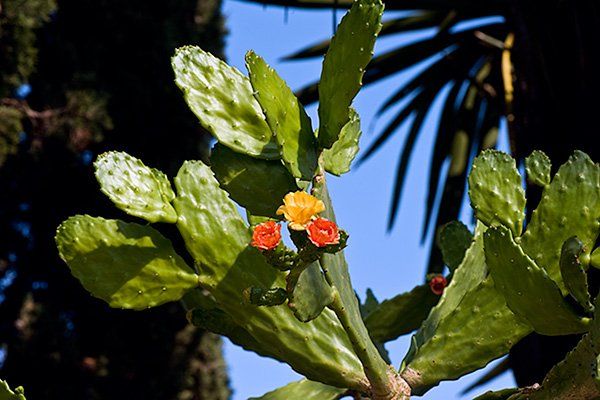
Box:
[56,215,199,309]
[317,0,383,148]
[560,236,593,312]
[437,220,473,272]
[246,51,318,181]
[52,1,600,397]
[94,151,178,223]
[250,379,345,400]
[0,380,26,400]
[322,108,362,176]
[210,143,298,217]
[172,46,280,159]
[468,150,525,236]
[525,150,551,187]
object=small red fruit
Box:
[429,275,447,295]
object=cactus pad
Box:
[438,221,473,272]
[484,225,588,335]
[322,108,361,176]
[560,236,593,312]
[55,215,199,310]
[172,46,279,159]
[246,51,317,180]
[525,150,551,187]
[287,261,334,322]
[520,150,600,292]
[94,151,177,223]
[249,379,345,400]
[210,143,298,218]
[364,284,439,343]
[468,150,525,236]
[172,160,366,389]
[0,380,26,400]
[317,0,383,148]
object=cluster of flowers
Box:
[251,191,340,251]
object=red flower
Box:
[251,221,281,251]
[306,218,340,247]
[429,275,447,296]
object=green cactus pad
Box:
[245,51,317,180]
[525,150,551,187]
[173,160,366,390]
[520,150,600,293]
[0,380,26,400]
[210,143,298,218]
[405,223,489,364]
[438,221,473,272]
[484,225,588,335]
[249,379,345,400]
[473,389,520,400]
[468,150,525,236]
[364,284,439,343]
[287,261,334,322]
[560,236,593,312]
[322,108,361,176]
[402,224,532,395]
[94,151,177,223]
[317,0,383,149]
[403,275,531,394]
[55,215,199,310]
[172,46,279,159]
[506,296,600,400]
[591,247,600,270]
[188,307,276,359]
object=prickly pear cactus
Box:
[53,0,600,397]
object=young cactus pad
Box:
[94,151,178,223]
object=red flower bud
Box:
[251,221,281,251]
[306,218,340,247]
[429,275,447,296]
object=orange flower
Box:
[276,191,325,230]
[429,275,447,296]
[306,218,340,247]
[251,221,281,251]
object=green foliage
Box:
[94,152,178,223]
[0,380,26,400]
[520,150,600,293]
[172,46,280,159]
[0,0,56,96]
[246,51,317,180]
[250,379,345,400]
[468,150,526,236]
[210,143,298,218]
[286,261,334,322]
[364,284,439,343]
[55,215,199,310]
[485,225,588,335]
[0,106,23,166]
[560,236,593,312]
[525,150,551,187]
[437,221,473,272]
[317,0,383,148]
[322,108,362,176]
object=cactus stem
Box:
[322,265,409,399]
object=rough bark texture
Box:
[0,1,230,399]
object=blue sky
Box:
[221,2,514,398]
